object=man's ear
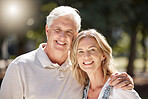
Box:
[45,25,49,36]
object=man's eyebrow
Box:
[54,26,60,29]
[66,29,73,32]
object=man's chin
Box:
[54,48,68,54]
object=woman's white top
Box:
[83,78,141,99]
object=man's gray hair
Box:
[46,6,81,33]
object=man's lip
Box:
[56,40,66,45]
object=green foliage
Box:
[30,0,148,57]
[113,32,130,56]
[41,3,58,12]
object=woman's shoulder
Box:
[110,87,141,99]
[102,78,141,99]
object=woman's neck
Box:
[88,69,105,90]
[87,69,109,99]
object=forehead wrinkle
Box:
[54,23,75,33]
[77,45,96,51]
[51,16,76,30]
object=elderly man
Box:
[0,6,133,99]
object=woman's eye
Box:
[90,49,95,51]
[78,51,84,54]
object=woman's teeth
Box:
[84,61,93,65]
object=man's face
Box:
[46,15,77,55]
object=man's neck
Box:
[44,45,68,66]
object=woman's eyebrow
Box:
[88,46,97,49]
[77,48,83,50]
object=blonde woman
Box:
[70,29,141,99]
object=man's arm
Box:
[0,62,24,99]
[109,72,134,90]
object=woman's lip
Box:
[83,61,94,65]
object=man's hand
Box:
[109,72,134,90]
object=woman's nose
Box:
[83,51,90,59]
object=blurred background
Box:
[0,0,148,98]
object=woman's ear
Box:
[101,54,106,61]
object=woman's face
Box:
[76,37,105,73]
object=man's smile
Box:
[56,40,66,46]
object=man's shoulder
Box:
[12,49,38,65]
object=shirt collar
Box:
[37,43,71,69]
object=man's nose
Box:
[59,31,66,38]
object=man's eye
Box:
[66,31,73,36]
[55,29,60,32]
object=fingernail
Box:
[115,73,118,75]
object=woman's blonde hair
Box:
[70,29,116,86]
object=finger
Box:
[123,73,134,88]
[114,72,128,78]
[114,80,129,89]
[110,72,118,79]
[109,72,127,86]
[127,74,134,87]
[110,72,128,82]
[109,72,120,85]
[110,72,134,90]
[109,77,126,87]
[121,84,133,90]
